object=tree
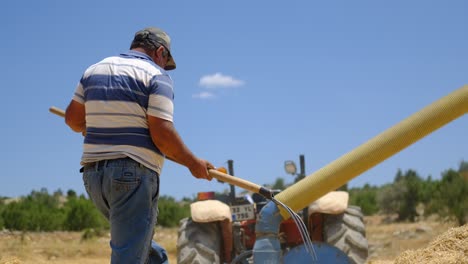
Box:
[394,169,404,182]
[67,189,77,199]
[0,200,4,229]
[397,169,421,222]
[377,169,423,221]
[272,177,286,190]
[53,189,63,198]
[419,176,439,216]
[433,169,467,226]
[459,160,468,180]
[377,183,403,215]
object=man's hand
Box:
[188,158,214,181]
[65,100,86,134]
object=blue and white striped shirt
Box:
[72,50,174,174]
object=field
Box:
[0,216,462,264]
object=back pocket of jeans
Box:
[112,167,140,192]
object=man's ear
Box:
[156,46,165,58]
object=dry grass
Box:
[0,228,178,264]
[154,226,178,263]
[0,216,463,264]
[0,231,110,264]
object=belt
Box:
[80,157,143,172]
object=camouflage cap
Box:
[133,27,176,70]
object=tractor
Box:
[175,85,467,264]
[177,160,368,264]
[49,85,467,263]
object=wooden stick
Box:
[49,106,65,117]
[209,169,261,194]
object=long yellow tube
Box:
[275,85,468,219]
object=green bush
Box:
[0,189,108,232]
[2,189,65,231]
[349,184,379,215]
[0,200,5,229]
[63,195,108,231]
[157,195,190,227]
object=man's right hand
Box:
[188,158,214,181]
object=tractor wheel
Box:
[323,206,369,264]
[177,217,222,264]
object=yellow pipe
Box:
[275,85,468,219]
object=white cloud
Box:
[192,91,216,99]
[199,73,245,88]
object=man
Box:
[65,27,214,263]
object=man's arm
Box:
[65,100,86,133]
[148,115,213,180]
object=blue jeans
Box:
[83,157,169,264]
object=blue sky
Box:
[2,1,466,200]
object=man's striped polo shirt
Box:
[72,50,174,174]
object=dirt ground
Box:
[364,215,460,264]
[0,216,461,264]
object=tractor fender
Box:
[308,191,349,215]
[190,200,232,223]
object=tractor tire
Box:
[177,217,222,264]
[323,206,369,264]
